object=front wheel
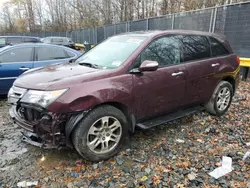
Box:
[205,81,233,116]
[72,105,128,162]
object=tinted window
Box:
[7,37,23,44]
[140,36,180,67]
[37,47,67,61]
[24,37,39,43]
[180,35,211,62]
[210,37,229,57]
[0,38,6,45]
[0,47,33,63]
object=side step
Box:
[136,106,204,130]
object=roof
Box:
[0,35,40,39]
[117,29,226,40]
[0,43,81,53]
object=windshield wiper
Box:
[78,62,100,69]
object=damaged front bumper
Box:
[9,103,87,149]
[21,131,58,149]
[9,103,68,148]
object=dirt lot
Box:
[0,81,250,188]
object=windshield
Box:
[75,35,148,69]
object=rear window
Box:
[180,35,211,62]
[7,37,23,44]
[210,37,229,57]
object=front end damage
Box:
[9,99,86,149]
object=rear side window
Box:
[36,46,68,61]
[0,47,33,63]
[7,37,23,44]
[210,37,229,57]
[180,35,211,62]
[24,37,39,43]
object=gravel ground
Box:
[0,81,250,188]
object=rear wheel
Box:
[72,105,128,162]
[205,81,233,116]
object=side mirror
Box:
[139,60,159,72]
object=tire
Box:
[72,105,128,162]
[205,81,233,116]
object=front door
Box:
[131,35,186,120]
[0,47,34,94]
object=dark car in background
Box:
[0,36,41,48]
[41,37,77,49]
[0,43,82,95]
[8,30,240,162]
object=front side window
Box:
[36,47,67,61]
[210,37,229,57]
[65,50,75,58]
[76,35,147,69]
[180,35,211,62]
[0,47,33,63]
[135,35,180,68]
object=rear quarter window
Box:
[210,37,229,57]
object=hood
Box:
[14,63,103,90]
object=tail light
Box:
[236,56,240,64]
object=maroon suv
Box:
[8,30,240,161]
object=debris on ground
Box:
[17,181,38,187]
[209,156,232,179]
[0,81,250,187]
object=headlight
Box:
[20,89,68,108]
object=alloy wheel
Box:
[87,116,122,154]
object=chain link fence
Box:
[2,2,250,57]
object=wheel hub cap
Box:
[216,87,231,111]
[87,116,122,154]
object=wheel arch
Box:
[65,101,136,148]
[222,76,235,94]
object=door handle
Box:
[211,63,220,67]
[172,72,184,76]
[19,67,30,71]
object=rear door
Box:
[132,35,187,120]
[180,35,222,106]
[34,46,75,67]
[0,47,34,94]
